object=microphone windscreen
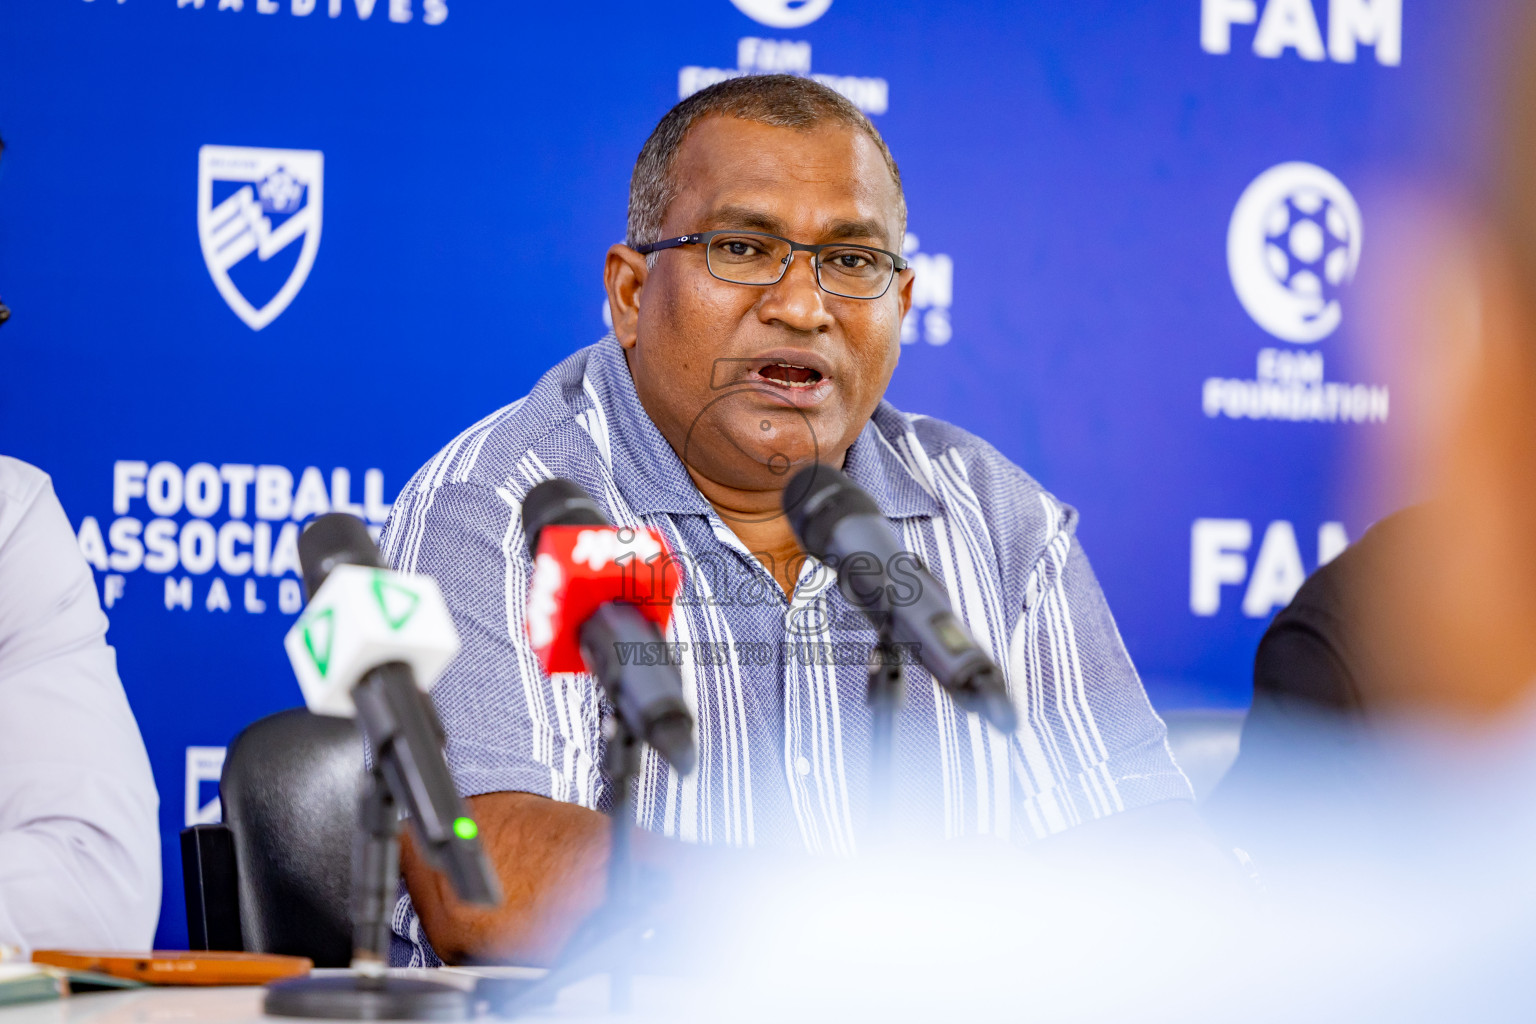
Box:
[299,513,385,600]
[783,464,880,560]
[521,478,608,558]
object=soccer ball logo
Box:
[1228,163,1362,343]
[728,0,833,29]
[1264,190,1352,308]
[257,167,307,215]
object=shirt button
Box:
[795,756,811,776]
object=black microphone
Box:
[298,514,500,906]
[784,465,1019,733]
[521,479,696,775]
[299,511,386,599]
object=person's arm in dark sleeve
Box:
[1205,545,1367,820]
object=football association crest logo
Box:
[198,145,324,331]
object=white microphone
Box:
[283,513,500,908]
[283,561,459,717]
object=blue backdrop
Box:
[0,0,1505,947]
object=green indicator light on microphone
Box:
[453,817,478,841]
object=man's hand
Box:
[401,791,613,966]
[403,789,789,967]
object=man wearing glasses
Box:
[383,75,1195,967]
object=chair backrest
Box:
[219,707,365,967]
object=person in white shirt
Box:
[0,456,159,950]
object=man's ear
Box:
[605,244,649,351]
[895,266,915,322]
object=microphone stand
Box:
[352,769,400,977]
[266,664,499,1021]
[867,625,905,846]
[491,709,650,1018]
[264,761,477,1020]
[601,709,641,1012]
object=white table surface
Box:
[0,968,689,1024]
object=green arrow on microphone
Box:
[372,572,421,631]
[302,607,335,678]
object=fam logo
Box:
[1228,162,1361,344]
[728,0,832,29]
[198,145,324,331]
[1201,0,1401,65]
[1190,518,1349,618]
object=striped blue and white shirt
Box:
[380,333,1191,965]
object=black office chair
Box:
[181,708,365,967]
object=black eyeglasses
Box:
[633,230,909,300]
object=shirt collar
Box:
[842,407,944,520]
[589,334,715,517]
[588,333,942,521]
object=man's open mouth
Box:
[733,351,835,406]
[755,362,824,389]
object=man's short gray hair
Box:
[626,75,906,257]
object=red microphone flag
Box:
[526,524,680,674]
